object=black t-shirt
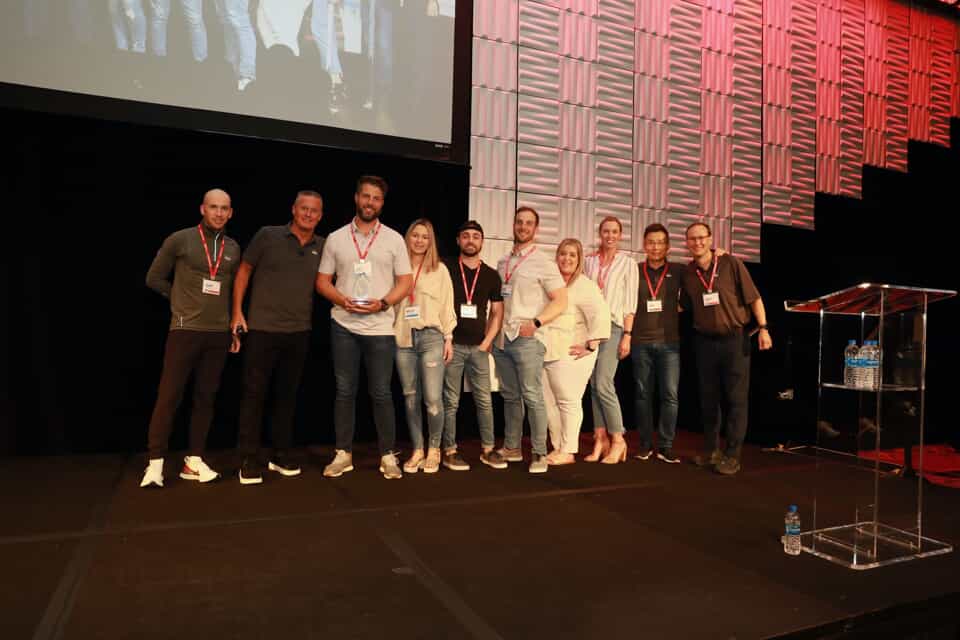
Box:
[632,260,685,345]
[444,257,503,346]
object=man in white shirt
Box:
[493,207,568,473]
[315,176,413,479]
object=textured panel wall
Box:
[469,1,960,264]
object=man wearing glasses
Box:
[682,222,772,475]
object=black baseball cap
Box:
[458,220,484,237]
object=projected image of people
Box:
[4,0,457,144]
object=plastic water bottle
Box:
[784,505,801,556]
[843,340,859,387]
[860,340,881,390]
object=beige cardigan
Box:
[394,261,457,347]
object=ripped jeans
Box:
[396,328,446,451]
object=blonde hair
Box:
[555,238,584,287]
[405,218,439,272]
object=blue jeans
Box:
[590,323,625,434]
[396,328,446,450]
[213,0,256,80]
[311,0,343,76]
[493,336,548,455]
[109,0,147,52]
[331,321,397,454]
[363,0,393,102]
[149,0,208,61]
[26,0,94,43]
[630,342,680,450]
[442,343,495,450]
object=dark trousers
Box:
[236,330,310,458]
[330,321,397,455]
[147,330,231,459]
[693,331,751,459]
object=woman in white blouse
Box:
[394,219,457,474]
[582,216,638,464]
[543,239,611,464]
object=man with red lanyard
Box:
[629,223,685,464]
[682,222,772,476]
[231,190,325,484]
[440,220,505,470]
[315,176,413,479]
[493,206,568,473]
[141,189,241,488]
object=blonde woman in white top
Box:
[395,219,457,474]
[543,239,611,464]
[582,216,638,464]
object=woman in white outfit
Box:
[542,239,611,465]
[582,216,638,464]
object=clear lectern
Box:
[785,283,955,569]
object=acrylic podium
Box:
[785,283,955,569]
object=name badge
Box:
[404,305,421,320]
[354,261,372,275]
[460,304,478,319]
[202,278,221,296]
[703,292,720,307]
[646,299,663,313]
[501,284,512,297]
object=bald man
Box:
[141,189,242,488]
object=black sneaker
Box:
[656,448,681,464]
[268,452,302,477]
[238,458,264,485]
[634,445,653,461]
[714,456,741,476]
[692,450,722,468]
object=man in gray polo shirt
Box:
[315,175,412,479]
[231,190,325,484]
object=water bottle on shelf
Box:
[783,505,802,556]
[843,340,859,387]
[861,340,881,390]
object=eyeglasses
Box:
[686,235,711,243]
[644,240,668,246]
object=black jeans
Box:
[147,330,231,459]
[693,331,751,459]
[236,330,310,458]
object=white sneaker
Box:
[140,458,164,488]
[323,449,354,478]
[528,454,548,474]
[237,77,253,91]
[379,452,402,479]
[180,456,219,483]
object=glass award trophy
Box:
[352,272,371,304]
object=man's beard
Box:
[357,208,380,222]
[460,245,480,257]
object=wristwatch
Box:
[533,318,542,328]
[758,324,769,331]
[585,342,596,352]
[380,298,390,311]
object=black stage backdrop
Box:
[1,108,957,457]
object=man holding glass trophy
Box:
[315,176,413,479]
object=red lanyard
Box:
[597,251,617,290]
[459,257,481,305]
[197,225,225,279]
[643,262,669,299]
[503,246,534,284]
[350,221,381,261]
[695,255,719,292]
[408,260,425,304]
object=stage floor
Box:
[2,431,958,640]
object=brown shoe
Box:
[692,450,723,468]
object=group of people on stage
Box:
[22,0,453,113]
[141,175,772,488]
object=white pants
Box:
[543,352,598,454]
